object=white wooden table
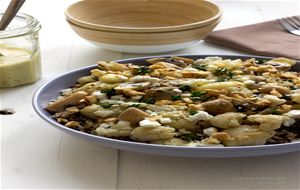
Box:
[1,0,300,189]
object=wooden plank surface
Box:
[1,0,299,189]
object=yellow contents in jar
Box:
[0,47,41,87]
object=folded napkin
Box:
[204,17,300,61]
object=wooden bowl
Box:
[65,0,222,33]
[66,17,221,53]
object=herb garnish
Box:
[128,104,141,108]
[171,95,183,101]
[213,68,235,80]
[179,85,191,91]
[132,66,154,75]
[267,109,282,115]
[182,132,200,141]
[190,91,211,102]
[192,64,208,71]
[96,102,114,109]
[215,77,227,82]
[254,59,266,64]
[101,88,117,98]
[213,68,228,75]
[281,95,291,99]
[289,86,297,90]
[141,95,157,104]
[189,110,198,115]
[156,88,174,93]
[92,76,99,81]
[282,79,293,82]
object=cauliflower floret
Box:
[209,112,246,129]
[177,79,214,89]
[139,118,161,127]
[80,104,120,119]
[290,94,300,103]
[222,125,275,146]
[92,91,107,100]
[203,127,218,136]
[282,110,300,126]
[247,115,290,131]
[283,110,300,119]
[222,59,243,71]
[160,111,200,130]
[130,75,161,85]
[100,74,128,83]
[130,126,175,142]
[158,117,172,124]
[186,111,213,122]
[96,121,133,138]
[194,57,222,65]
[196,81,247,93]
[262,95,286,106]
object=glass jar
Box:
[0,11,42,87]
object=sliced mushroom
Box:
[146,57,169,64]
[231,98,265,112]
[45,91,88,112]
[118,107,153,126]
[143,87,182,100]
[259,85,292,95]
[150,62,183,70]
[114,82,150,92]
[262,62,291,71]
[200,99,237,115]
[171,56,194,64]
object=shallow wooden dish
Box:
[66,17,220,48]
[65,0,222,33]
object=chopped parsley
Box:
[96,102,114,109]
[215,77,227,82]
[92,76,99,81]
[281,95,291,99]
[132,66,154,75]
[227,71,234,79]
[101,88,117,98]
[277,70,284,72]
[192,64,208,71]
[289,86,297,90]
[254,59,266,64]
[182,132,200,141]
[156,88,174,93]
[171,95,183,101]
[179,85,191,91]
[141,95,157,104]
[213,68,228,75]
[78,116,85,120]
[190,91,211,102]
[282,79,293,82]
[128,104,141,108]
[188,110,198,115]
[267,109,282,115]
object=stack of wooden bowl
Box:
[65,0,222,53]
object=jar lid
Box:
[0,11,41,39]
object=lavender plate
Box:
[32,54,300,158]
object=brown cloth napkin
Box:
[204,18,300,61]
